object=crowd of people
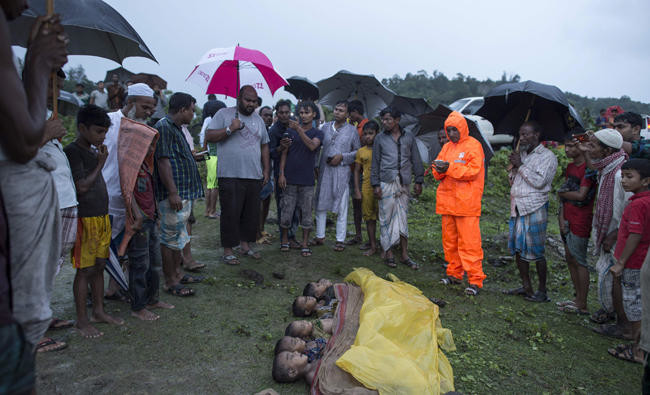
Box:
[2,1,650,393]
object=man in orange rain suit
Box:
[432,111,486,296]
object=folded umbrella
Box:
[475,80,584,142]
[285,76,319,101]
[317,70,395,118]
[186,45,287,102]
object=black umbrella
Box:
[389,95,434,132]
[104,67,135,84]
[317,70,395,118]
[417,104,494,165]
[475,80,583,142]
[9,0,157,64]
[285,76,319,100]
[131,73,167,90]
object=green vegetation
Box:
[37,150,641,394]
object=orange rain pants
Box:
[442,215,486,288]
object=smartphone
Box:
[282,132,290,139]
[326,156,333,164]
[433,160,447,166]
[573,133,588,142]
[195,150,209,156]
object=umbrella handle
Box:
[47,0,58,119]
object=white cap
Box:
[594,128,623,149]
[127,83,154,97]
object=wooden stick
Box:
[47,0,58,119]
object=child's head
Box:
[272,351,308,383]
[77,104,111,147]
[362,120,379,146]
[285,320,313,338]
[621,159,650,194]
[297,101,318,126]
[274,336,306,354]
[438,128,449,147]
[614,112,643,142]
[303,279,331,299]
[292,296,318,317]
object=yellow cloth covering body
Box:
[336,268,455,394]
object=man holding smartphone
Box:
[206,85,270,265]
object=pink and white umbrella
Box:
[186,45,288,100]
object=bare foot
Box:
[363,248,376,257]
[131,308,159,321]
[75,321,103,338]
[146,301,175,310]
[91,311,125,325]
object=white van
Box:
[449,97,514,147]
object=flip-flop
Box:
[239,249,262,259]
[36,337,68,353]
[280,243,290,252]
[165,284,195,297]
[400,258,420,270]
[184,262,206,272]
[222,255,240,265]
[558,304,589,315]
[555,300,576,307]
[592,324,634,340]
[345,237,362,245]
[301,248,312,257]
[180,274,204,284]
[333,243,345,252]
[524,291,550,303]
[308,238,325,247]
[358,242,371,251]
[590,308,616,324]
[608,343,644,364]
[384,257,397,268]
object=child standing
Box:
[354,121,380,256]
[278,101,324,256]
[605,159,650,363]
[557,136,597,314]
[64,105,123,338]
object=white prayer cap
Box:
[127,83,154,97]
[594,128,623,149]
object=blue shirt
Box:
[284,127,323,186]
[154,116,204,201]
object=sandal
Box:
[384,257,397,268]
[592,324,635,340]
[49,318,74,330]
[440,277,462,285]
[280,243,290,252]
[590,308,616,324]
[165,284,195,297]
[524,291,550,303]
[239,249,262,259]
[333,242,345,252]
[608,343,644,364]
[308,238,325,247]
[400,258,420,270]
[558,304,589,315]
[222,255,240,265]
[180,274,204,284]
[36,337,68,353]
[184,262,206,272]
[555,299,576,307]
[465,284,479,296]
[301,248,312,257]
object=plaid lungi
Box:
[508,202,548,262]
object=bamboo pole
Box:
[47,0,58,119]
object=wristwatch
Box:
[226,127,232,136]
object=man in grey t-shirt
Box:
[206,85,270,264]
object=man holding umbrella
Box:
[206,85,271,265]
[0,0,68,389]
[505,121,558,302]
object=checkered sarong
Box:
[57,206,78,273]
[508,203,548,262]
[622,268,642,321]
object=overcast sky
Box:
[17,0,650,105]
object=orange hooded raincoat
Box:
[432,111,486,287]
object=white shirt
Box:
[41,139,77,209]
[509,144,558,217]
[102,110,126,237]
[199,117,212,147]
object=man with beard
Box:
[206,85,271,265]
[0,0,68,391]
[101,83,156,298]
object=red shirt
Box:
[134,164,156,219]
[614,190,650,269]
[562,162,595,238]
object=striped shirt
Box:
[509,144,558,217]
[154,116,204,201]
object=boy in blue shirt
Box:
[278,101,324,256]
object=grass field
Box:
[36,150,641,394]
